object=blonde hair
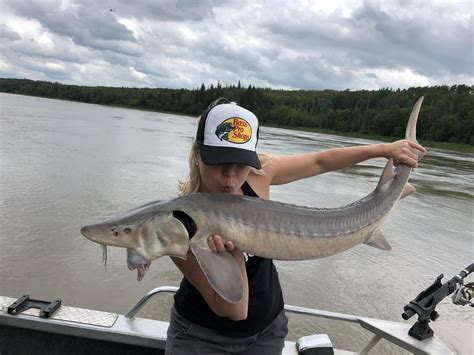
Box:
[178,140,202,196]
[178,140,273,196]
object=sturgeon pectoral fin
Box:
[400,183,416,199]
[364,230,392,250]
[190,241,244,304]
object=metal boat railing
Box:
[125,286,179,319]
[124,286,454,355]
[125,286,360,322]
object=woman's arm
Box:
[267,140,426,185]
[170,236,248,321]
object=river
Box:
[0,93,473,354]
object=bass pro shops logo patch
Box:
[214,117,253,144]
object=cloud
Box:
[129,66,149,82]
[0,0,472,90]
[113,0,218,22]
[0,24,21,41]
[2,0,139,55]
[259,1,472,80]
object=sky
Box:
[0,0,472,91]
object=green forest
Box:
[1,78,473,146]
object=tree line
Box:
[0,78,472,145]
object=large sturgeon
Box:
[81,97,424,303]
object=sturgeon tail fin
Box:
[406,96,425,160]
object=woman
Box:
[165,98,426,354]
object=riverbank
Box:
[3,92,473,153]
[263,123,474,153]
[109,102,474,153]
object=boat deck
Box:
[0,290,453,355]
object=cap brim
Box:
[199,144,261,170]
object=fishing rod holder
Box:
[7,295,61,319]
[402,263,473,340]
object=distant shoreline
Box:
[2,91,473,153]
[262,123,474,153]
[89,99,474,153]
[98,100,474,153]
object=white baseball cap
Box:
[196,100,261,169]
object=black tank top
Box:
[173,182,284,337]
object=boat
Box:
[0,285,458,354]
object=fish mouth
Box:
[127,261,151,281]
[127,249,151,281]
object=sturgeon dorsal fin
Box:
[400,183,416,199]
[190,240,243,304]
[376,159,396,189]
[365,229,391,250]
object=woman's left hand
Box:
[383,140,427,168]
[207,235,235,253]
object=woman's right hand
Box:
[382,140,426,168]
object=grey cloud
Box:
[13,56,72,81]
[133,58,174,80]
[8,38,95,65]
[0,25,21,41]
[350,2,472,76]
[258,55,355,90]
[116,19,266,83]
[260,2,472,79]
[195,39,265,74]
[1,0,472,90]
[112,0,235,22]
[41,12,140,56]
[3,0,140,56]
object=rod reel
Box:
[402,263,473,340]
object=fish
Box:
[81,97,425,304]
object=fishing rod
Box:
[402,263,474,340]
